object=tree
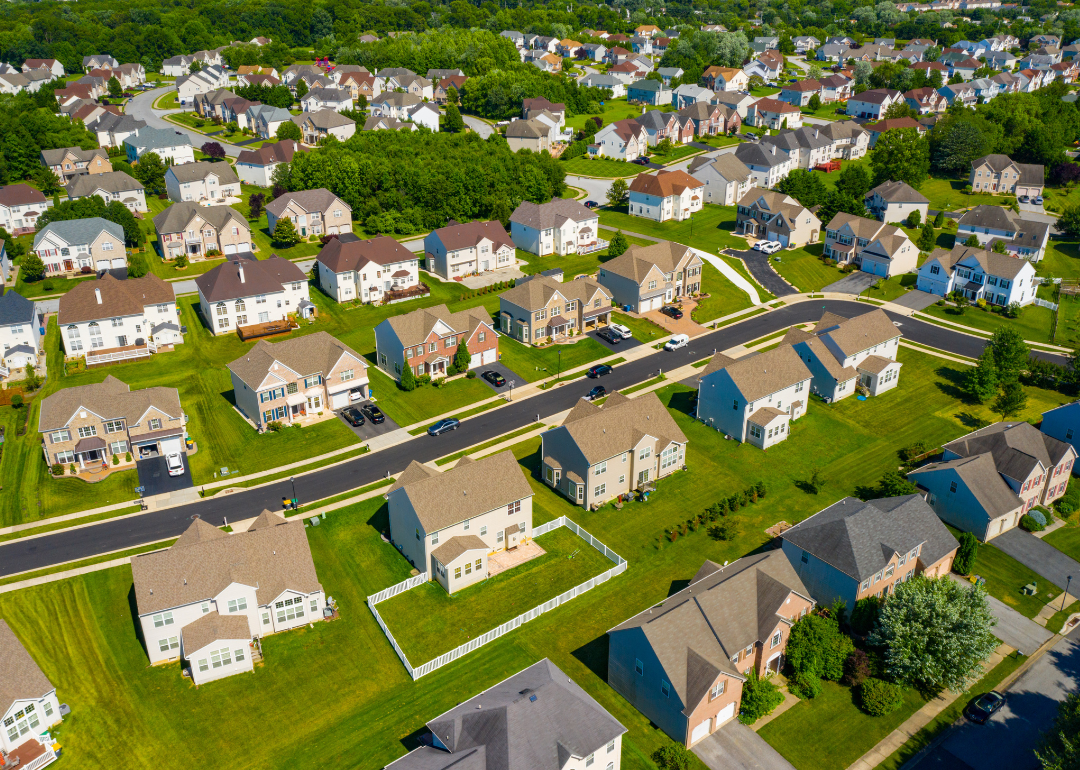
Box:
[20,252,45,282]
[607,178,629,207]
[918,221,936,252]
[276,120,302,142]
[835,162,873,199]
[883,101,919,120]
[271,216,301,247]
[607,230,629,258]
[739,669,784,723]
[444,101,465,133]
[451,339,471,374]
[906,209,921,228]
[870,576,998,693]
[785,613,855,683]
[954,532,979,576]
[107,76,123,99]
[445,86,459,106]
[200,141,226,160]
[655,137,675,156]
[993,380,1028,420]
[128,253,149,278]
[965,346,999,403]
[248,192,265,221]
[988,326,1029,384]
[400,361,417,391]
[777,169,829,208]
[878,470,918,497]
[31,166,61,195]
[808,93,822,111]
[963,234,981,247]
[133,151,166,193]
[295,79,308,100]
[1038,693,1080,770]
[934,210,945,228]
[931,117,997,175]
[652,744,694,770]
[871,128,930,189]
[1058,205,1080,239]
[816,191,870,227]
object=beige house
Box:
[688,153,753,206]
[423,220,517,280]
[735,188,821,248]
[195,256,312,336]
[823,212,919,278]
[387,451,535,593]
[65,170,147,213]
[292,110,356,145]
[33,217,127,276]
[153,202,252,260]
[38,374,185,470]
[597,240,703,313]
[266,188,352,239]
[499,274,613,344]
[164,161,240,203]
[541,391,688,508]
[505,118,552,153]
[969,154,1044,197]
[40,146,111,184]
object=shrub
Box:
[755,480,767,498]
[954,532,979,575]
[10,394,23,409]
[400,363,417,391]
[175,253,189,268]
[466,369,476,378]
[842,649,871,687]
[1021,513,1046,532]
[267,420,285,432]
[112,454,119,465]
[850,596,882,636]
[739,670,784,724]
[708,520,734,541]
[906,209,921,228]
[42,280,53,291]
[898,441,929,462]
[51,463,62,476]
[652,744,694,770]
[790,671,823,700]
[125,451,132,463]
[69,463,76,475]
[861,678,904,716]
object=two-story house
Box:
[597,240,703,313]
[195,256,312,336]
[910,422,1077,541]
[628,171,705,223]
[65,170,147,213]
[969,155,1044,197]
[316,235,424,305]
[917,244,1036,306]
[228,332,369,426]
[498,274,612,344]
[0,184,50,234]
[956,205,1050,261]
[235,140,306,188]
[607,551,813,748]
[745,98,802,129]
[374,304,498,380]
[696,345,812,449]
[702,66,749,92]
[634,110,683,146]
[786,309,902,402]
[733,143,794,188]
[760,127,835,171]
[33,218,127,276]
[864,180,930,224]
[781,495,959,607]
[589,118,649,160]
[40,147,111,184]
[248,105,295,140]
[823,212,919,278]
[541,391,688,508]
[1041,401,1080,458]
[387,451,534,591]
[424,220,517,279]
[376,68,433,98]
[509,199,603,257]
[38,374,185,469]
[266,188,352,239]
[688,154,753,206]
[903,87,949,114]
[153,202,252,261]
[131,511,325,685]
[744,50,785,82]
[0,291,38,380]
[292,109,356,145]
[627,80,671,106]
[846,88,903,120]
[735,188,820,248]
[816,120,870,160]
[124,127,195,166]
[300,87,354,113]
[164,162,240,203]
[0,620,63,765]
[678,101,740,136]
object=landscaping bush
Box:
[739,669,784,724]
[850,596,882,636]
[400,363,417,391]
[790,671,823,700]
[267,420,285,432]
[69,463,76,475]
[51,463,62,476]
[860,678,904,716]
[10,394,22,409]
[652,744,694,770]
[1021,513,1046,532]
[708,520,734,541]
[125,451,132,463]
[785,613,854,682]
[466,369,476,378]
[42,280,53,291]
[842,649,871,687]
[898,441,929,463]
[112,454,119,466]
[954,532,979,575]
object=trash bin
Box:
[185,437,194,450]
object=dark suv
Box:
[587,364,613,378]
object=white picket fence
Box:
[1034,297,1059,311]
[366,517,626,680]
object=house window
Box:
[431,531,439,545]
[577,484,584,501]
[463,519,470,531]
[661,680,670,697]
[497,530,504,543]
[149,418,162,430]
[771,631,782,648]
[639,446,651,461]
[158,636,179,653]
[608,741,616,753]
[885,565,895,579]
[227,597,248,612]
[594,483,606,497]
[635,658,643,675]
[454,567,462,579]
[152,612,174,627]
[201,602,210,614]
[731,652,739,663]
[465,562,472,575]
[507,500,521,515]
[661,446,678,470]
[586,755,595,767]
[210,646,233,668]
[198,659,209,673]
[78,425,97,438]
[104,420,124,433]
[109,440,127,455]
[480,526,487,536]
[949,481,957,493]
[595,461,607,476]
[50,429,71,443]
[710,681,726,700]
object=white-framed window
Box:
[431,531,439,545]
[158,636,179,653]
[50,429,71,443]
[594,483,606,497]
[608,741,615,753]
[201,602,210,614]
[152,612,174,627]
[341,369,354,382]
[78,425,97,438]
[210,646,233,668]
[262,612,271,625]
[586,754,595,767]
[480,526,487,536]
[771,631,782,648]
[595,461,607,476]
[275,596,305,623]
[103,419,124,433]
[227,597,248,613]
[55,450,75,464]
[198,658,209,673]
[710,680,725,700]
[639,446,651,461]
[149,418,162,430]
[109,440,127,455]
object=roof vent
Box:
[94,287,102,304]
[530,694,538,702]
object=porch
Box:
[382,282,431,304]
[1,738,58,770]
[236,318,299,342]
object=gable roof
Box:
[500,274,610,312]
[38,374,182,432]
[629,169,703,198]
[33,216,122,251]
[430,220,514,253]
[381,303,493,349]
[554,390,687,465]
[601,240,695,283]
[0,185,47,207]
[66,170,143,198]
[125,126,193,152]
[152,201,247,235]
[0,290,34,327]
[194,256,306,303]
[265,188,346,217]
[942,421,1073,482]
[316,235,415,274]
[688,153,752,184]
[235,140,306,168]
[868,179,930,204]
[57,273,175,325]
[925,244,1031,280]
[908,452,1024,517]
[812,308,900,357]
[227,331,366,390]
[166,160,239,186]
[850,88,901,104]
[700,345,812,402]
[510,199,594,230]
[971,155,1044,186]
[0,620,54,716]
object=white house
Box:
[917,244,1037,306]
[864,180,930,224]
[734,143,794,188]
[265,188,352,239]
[424,220,517,279]
[33,218,127,276]
[65,171,147,213]
[248,105,295,140]
[194,256,313,335]
[589,118,649,160]
[845,89,903,120]
[0,290,40,379]
[300,87,354,113]
[956,206,1051,262]
[628,170,704,223]
[787,309,902,402]
[235,140,306,187]
[124,127,195,166]
[0,184,51,234]
[509,199,603,257]
[0,620,62,763]
[57,274,182,359]
[316,235,423,304]
[165,161,240,203]
[688,154,754,206]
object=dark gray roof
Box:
[635,110,674,130]
[909,452,1022,516]
[868,179,929,204]
[125,126,193,152]
[0,291,35,326]
[957,205,1023,232]
[194,256,307,302]
[166,161,239,185]
[942,421,1073,483]
[33,217,123,250]
[782,495,959,581]
[389,659,626,770]
[66,171,143,198]
[735,142,788,169]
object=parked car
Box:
[360,404,384,424]
[964,691,1005,724]
[758,240,782,254]
[664,333,690,350]
[349,387,365,403]
[427,418,460,436]
[584,200,600,209]
[596,326,622,344]
[609,323,633,339]
[587,385,607,400]
[482,370,506,387]
[632,157,650,165]
[341,407,365,427]
[660,305,683,320]
[166,452,185,477]
[1019,195,1030,203]
[587,364,613,378]
[1034,196,1045,205]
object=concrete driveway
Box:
[335,400,402,441]
[693,721,796,770]
[994,527,1080,591]
[948,575,1052,655]
[889,289,940,312]
[462,115,493,138]
[822,271,876,294]
[723,249,796,297]
[474,362,525,395]
[136,455,194,496]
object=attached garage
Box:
[236,242,250,252]
[639,295,664,313]
[95,259,110,270]
[481,349,496,365]
[223,244,237,255]
[111,257,126,269]
[159,435,184,456]
[690,719,711,745]
[329,390,349,409]
[469,352,481,368]
[716,701,735,725]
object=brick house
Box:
[374,304,498,380]
[498,274,613,344]
[316,235,424,304]
[153,202,252,261]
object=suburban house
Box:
[123,127,195,165]
[0,619,63,766]
[38,374,184,469]
[581,73,626,97]
[249,105,295,140]
[131,512,325,685]
[746,98,802,129]
[33,218,127,276]
[153,202,252,261]
[823,213,919,278]
[58,274,181,365]
[845,88,903,120]
[432,74,467,104]
[607,551,813,748]
[865,117,927,148]
[678,101,740,136]
[865,180,930,223]
[292,110,357,145]
[374,304,498,380]
[22,58,64,78]
[228,332,368,426]
[819,73,854,102]
[781,495,960,607]
[627,79,671,106]
[969,155,1044,197]
[634,110,684,146]
[1041,402,1080,457]
[903,86,949,114]
[910,422,1077,541]
[300,87,354,113]
[387,451,534,591]
[506,118,552,153]
[734,143,794,188]
[88,112,146,149]
[83,54,119,70]
[672,84,713,109]
[760,127,834,170]
[938,82,978,108]
[235,140,306,187]
[696,345,812,448]
[195,256,312,336]
[316,235,423,305]
[815,120,870,160]
[956,206,1050,261]
[598,240,703,312]
[65,171,147,213]
[376,68,433,98]
[498,273,612,344]
[165,162,240,203]
[266,189,352,239]
[423,220,516,279]
[385,659,626,770]
[589,118,649,160]
[744,50,785,81]
[688,154,753,206]
[785,309,902,402]
[509,199,603,256]
[628,171,704,223]
[522,97,566,127]
[0,290,38,379]
[40,147,111,184]
[702,66,749,92]
[541,391,688,508]
[0,185,50,234]
[735,188,820,248]
[916,244,1037,306]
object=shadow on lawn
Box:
[933,365,975,404]
[572,634,610,682]
[366,502,391,541]
[128,583,148,658]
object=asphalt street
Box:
[127,88,248,158]
[0,300,1067,579]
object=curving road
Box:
[0,300,1066,579]
[127,87,248,158]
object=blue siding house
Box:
[627,79,671,106]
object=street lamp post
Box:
[1063,575,1073,612]
[290,476,297,510]
[557,349,562,380]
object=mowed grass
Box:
[1043,524,1080,565]
[773,243,841,292]
[378,526,615,663]
[561,157,639,178]
[919,302,1055,344]
[693,262,756,320]
[365,367,495,426]
[499,337,615,383]
[599,203,751,254]
[919,177,1012,212]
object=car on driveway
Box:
[596,326,622,344]
[665,333,690,350]
[584,200,600,209]
[587,385,607,400]
[632,157,650,165]
[361,403,385,424]
[341,407,365,427]
[427,418,460,436]
[587,364,613,378]
[349,387,365,403]
[609,323,632,339]
[1019,195,1030,203]
[660,305,683,320]
[753,240,782,254]
[1035,196,1044,205]
[166,453,185,477]
[964,691,1006,724]
[482,370,506,387]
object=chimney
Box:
[94,287,102,304]
[238,263,245,283]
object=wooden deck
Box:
[236,318,299,341]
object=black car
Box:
[482,370,506,387]
[596,326,622,344]
[587,364,613,378]
[632,157,650,165]
[428,418,460,436]
[341,407,365,427]
[660,305,684,320]
[964,691,1005,724]
[584,200,600,209]
[360,403,385,424]
[587,385,607,400]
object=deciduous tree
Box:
[276,120,302,142]
[1038,693,1080,770]
[606,178,629,207]
[871,128,930,189]
[200,141,226,160]
[965,346,999,403]
[444,101,465,133]
[993,380,1028,420]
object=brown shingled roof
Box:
[628,169,703,198]
[38,374,182,432]
[430,220,514,253]
[194,256,306,303]
[316,235,415,274]
[0,619,54,715]
[181,611,252,655]
[57,274,174,325]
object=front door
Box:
[481,260,489,271]
[63,259,74,272]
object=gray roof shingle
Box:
[194,256,306,303]
[0,290,34,327]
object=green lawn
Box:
[919,301,1054,344]
[379,526,615,663]
[772,243,841,292]
[750,86,782,97]
[513,231,653,280]
[800,101,852,120]
[153,90,180,109]
[919,178,1013,212]
[692,262,755,321]
[366,366,495,426]
[599,203,754,255]
[498,336,614,383]
[15,270,100,299]
[649,144,705,164]
[612,311,668,343]
[1043,524,1080,564]
[1040,184,1080,215]
[561,157,638,178]
[564,98,673,131]
[863,273,917,302]
[1038,240,1080,282]
[952,529,1061,618]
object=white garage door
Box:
[95,259,109,270]
[330,390,349,409]
[111,257,126,269]
[716,701,735,725]
[223,244,237,255]
[691,719,711,745]
[641,296,662,313]
[159,436,184,455]
[469,352,481,368]
[481,349,496,365]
